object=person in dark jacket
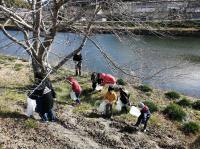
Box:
[73,52,82,76]
[134,102,151,132]
[29,77,56,122]
[119,87,130,113]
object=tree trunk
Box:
[32,56,46,81]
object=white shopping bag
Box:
[95,84,103,91]
[129,106,141,117]
[70,91,77,101]
[26,97,36,117]
[98,101,107,113]
[116,98,123,111]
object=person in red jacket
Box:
[97,73,116,86]
[66,77,82,104]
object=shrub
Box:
[143,100,158,113]
[182,122,199,134]
[164,103,186,121]
[138,84,152,92]
[177,97,192,107]
[165,91,180,100]
[117,78,126,85]
[192,100,200,110]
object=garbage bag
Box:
[70,91,77,101]
[95,84,103,91]
[26,97,36,117]
[116,98,123,111]
[129,106,141,117]
[98,101,107,113]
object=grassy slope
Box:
[0,55,199,149]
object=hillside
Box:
[0,55,199,149]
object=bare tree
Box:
[0,0,191,86]
[0,0,104,81]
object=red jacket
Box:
[72,80,82,93]
[68,78,82,93]
[99,73,116,86]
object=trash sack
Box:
[70,91,77,101]
[129,106,141,117]
[26,97,36,117]
[98,101,107,113]
[95,84,103,91]
[116,98,123,111]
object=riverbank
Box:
[0,55,199,149]
[1,23,200,37]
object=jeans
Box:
[135,113,150,130]
[75,61,82,76]
[39,109,56,122]
[92,82,97,91]
[105,103,112,118]
[75,92,81,104]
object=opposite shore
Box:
[1,23,200,37]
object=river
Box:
[0,31,200,97]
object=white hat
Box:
[138,102,144,108]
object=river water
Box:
[0,31,200,97]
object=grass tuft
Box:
[177,97,192,107]
[138,84,153,92]
[14,63,24,71]
[163,103,186,121]
[24,119,38,129]
[182,122,199,134]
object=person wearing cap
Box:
[134,102,151,132]
[73,52,82,76]
[103,86,117,118]
[119,87,130,113]
[66,77,82,104]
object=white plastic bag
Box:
[98,101,107,113]
[70,91,77,101]
[26,97,36,117]
[129,106,141,117]
[95,84,103,91]
[116,98,123,111]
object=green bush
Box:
[138,85,152,92]
[117,78,127,85]
[177,98,192,107]
[182,122,200,134]
[143,100,158,113]
[164,103,186,121]
[192,100,200,110]
[165,91,180,100]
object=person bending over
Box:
[67,77,82,104]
